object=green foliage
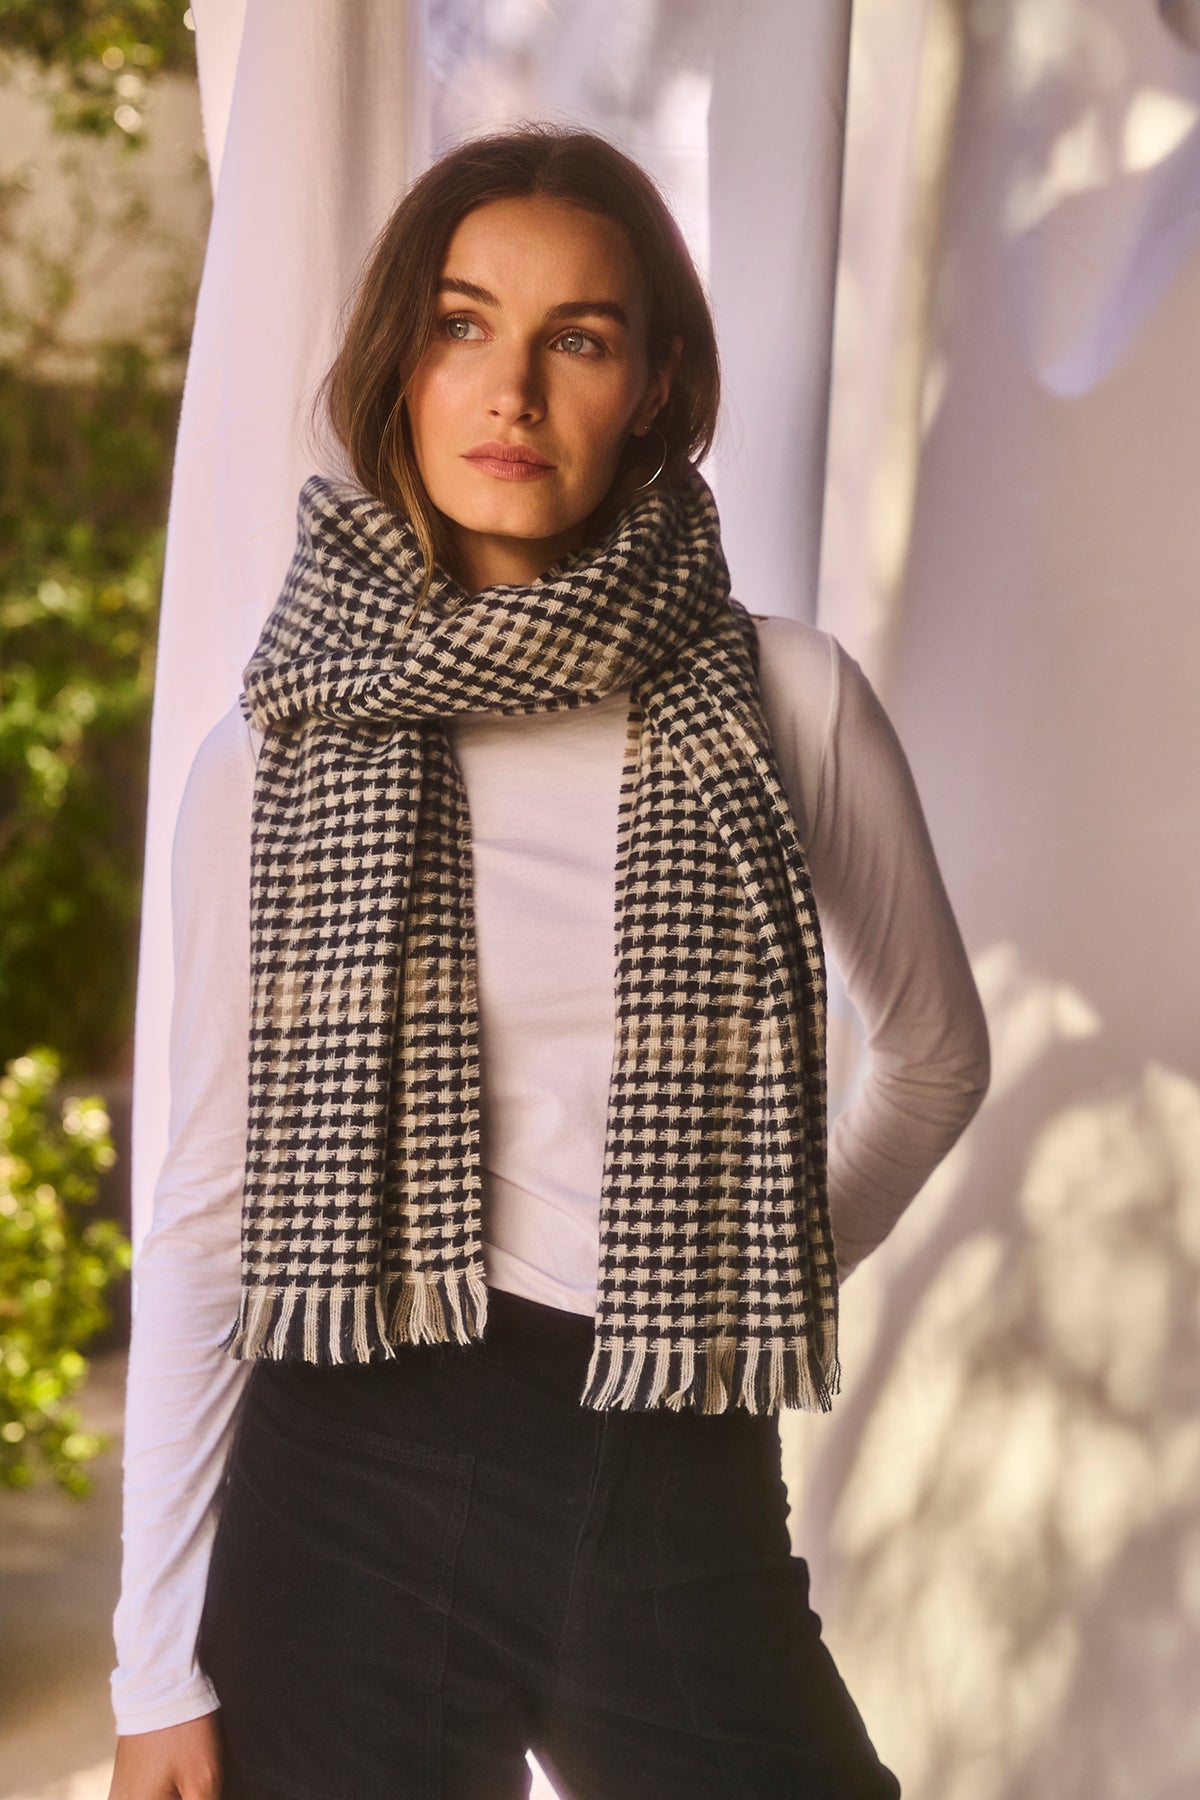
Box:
[0,1046,132,1494]
[0,3,202,1079]
[0,5,198,1505]
[0,349,176,1075]
[0,3,197,146]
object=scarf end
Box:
[219,1268,490,1365]
[579,1319,841,1416]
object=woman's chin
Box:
[442,500,589,552]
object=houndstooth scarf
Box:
[219,465,840,1414]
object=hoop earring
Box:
[630,424,668,490]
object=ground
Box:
[0,1350,126,1800]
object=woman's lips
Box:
[464,446,557,482]
[463,453,556,481]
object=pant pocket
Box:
[199,1361,474,1800]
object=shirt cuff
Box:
[111,1675,221,1739]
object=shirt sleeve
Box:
[805,637,991,1280]
[110,703,255,1736]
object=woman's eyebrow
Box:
[436,277,630,330]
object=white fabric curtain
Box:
[134,3,1200,1790]
[810,4,1200,1793]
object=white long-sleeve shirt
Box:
[111,614,989,1735]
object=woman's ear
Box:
[643,333,683,426]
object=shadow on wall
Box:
[802,971,1200,1800]
[787,3,1200,1797]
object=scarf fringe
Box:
[219,1273,840,1416]
[580,1317,841,1416]
[219,1267,489,1366]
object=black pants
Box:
[198,1286,901,1800]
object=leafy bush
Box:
[0,7,198,1489]
[0,354,178,1076]
[0,3,198,146]
[0,1045,132,1493]
[0,13,202,1082]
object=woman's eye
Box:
[556,330,602,356]
[438,316,603,355]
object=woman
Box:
[109,123,989,1799]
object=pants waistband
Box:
[483,1283,596,1353]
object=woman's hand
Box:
[107,1712,223,1799]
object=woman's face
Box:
[403,193,681,593]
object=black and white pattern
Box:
[219,467,839,1413]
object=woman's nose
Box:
[486,340,545,421]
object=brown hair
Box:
[307,119,721,603]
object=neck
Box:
[446,519,590,595]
